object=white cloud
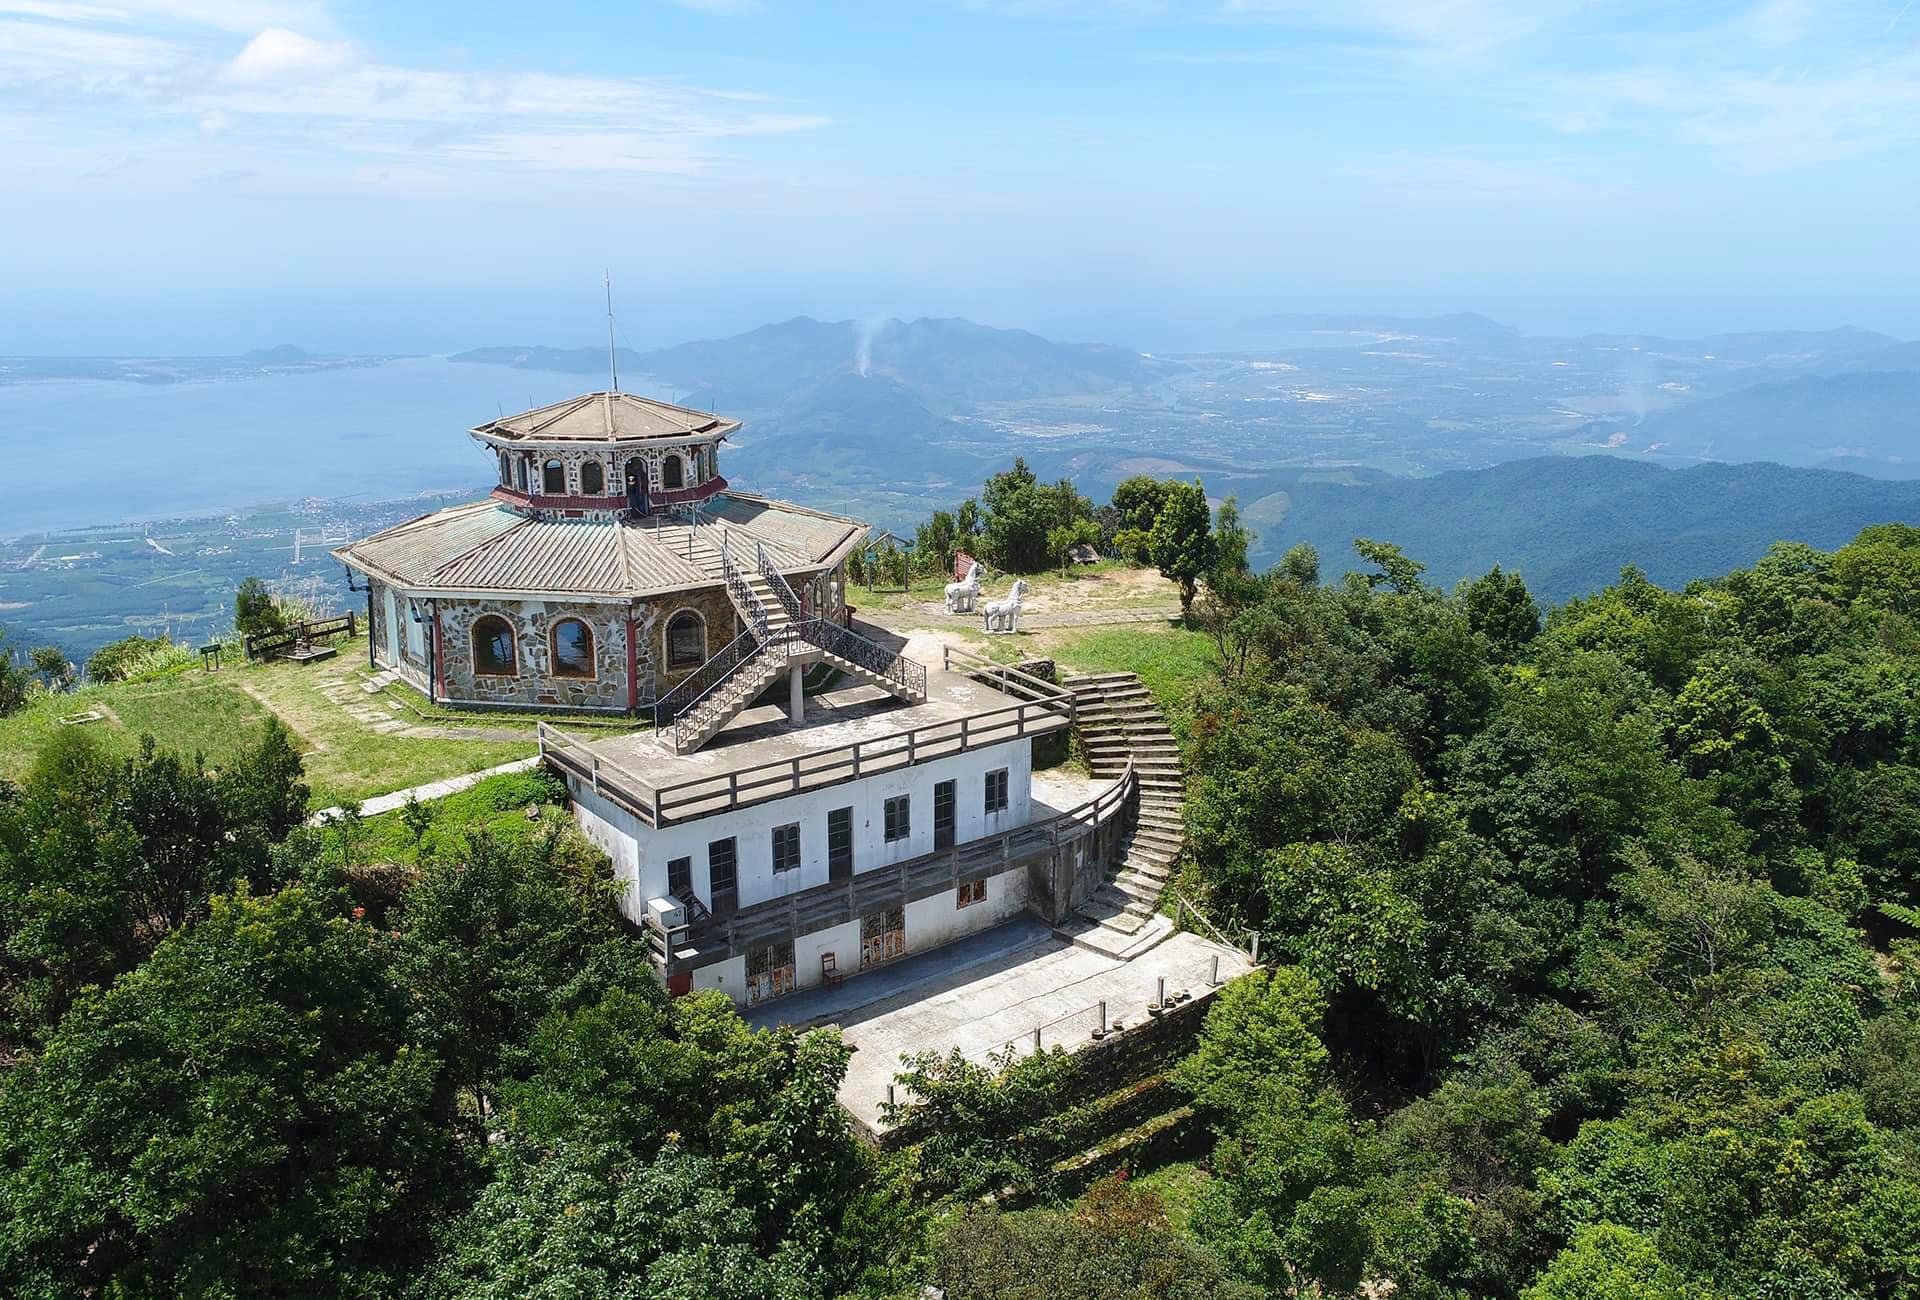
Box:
[0,1,829,185]
[224,27,352,84]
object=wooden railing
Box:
[941,643,1076,715]
[244,612,357,661]
[666,760,1137,962]
[540,675,1078,829]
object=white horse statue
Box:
[944,560,982,614]
[982,578,1028,634]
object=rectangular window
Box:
[771,822,801,874]
[934,779,956,851]
[667,855,692,898]
[883,794,911,843]
[957,878,987,908]
[707,837,737,906]
[984,768,1009,815]
[827,807,853,880]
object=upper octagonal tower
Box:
[473,391,741,520]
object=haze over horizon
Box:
[6,0,1920,354]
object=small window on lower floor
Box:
[984,767,1009,815]
[771,822,801,873]
[957,878,987,908]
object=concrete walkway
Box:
[747,917,1253,1132]
[306,755,543,825]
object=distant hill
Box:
[1604,370,1920,473]
[1247,456,1920,601]
[450,316,1164,413]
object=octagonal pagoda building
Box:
[334,391,868,716]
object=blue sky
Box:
[4,0,1919,352]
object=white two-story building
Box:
[545,637,1129,1005]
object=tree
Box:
[83,633,172,684]
[1462,566,1540,663]
[1353,537,1426,594]
[28,645,71,691]
[0,885,456,1297]
[393,828,657,1118]
[0,629,26,716]
[233,575,285,640]
[933,1180,1261,1300]
[1523,1225,1684,1300]
[980,459,1093,573]
[1149,479,1214,617]
[1046,518,1101,574]
[1110,476,1171,563]
[916,508,960,577]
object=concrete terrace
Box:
[551,655,1075,826]
[745,917,1255,1132]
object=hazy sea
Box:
[0,357,594,538]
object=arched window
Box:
[661,454,684,490]
[579,460,605,495]
[472,614,517,676]
[665,609,705,669]
[498,450,512,486]
[551,618,594,678]
[543,458,566,495]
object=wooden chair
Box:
[821,951,844,989]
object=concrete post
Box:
[1250,931,1261,962]
[1099,999,1108,1031]
[1210,954,1220,986]
[788,663,805,723]
[1156,975,1166,1007]
[1032,1027,1042,1053]
[887,1083,895,1108]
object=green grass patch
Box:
[345,769,571,866]
[1049,624,1217,734]
[2,640,538,810]
[1124,1161,1214,1232]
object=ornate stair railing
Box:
[653,627,765,732]
[721,532,768,641]
[756,541,806,622]
[792,616,927,700]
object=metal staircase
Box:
[650,532,929,754]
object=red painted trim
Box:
[625,610,639,714]
[488,476,727,512]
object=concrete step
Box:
[1129,828,1184,851]
[1117,867,1169,893]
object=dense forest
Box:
[3,506,1920,1297]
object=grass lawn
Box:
[0,676,276,784]
[1049,624,1217,734]
[231,642,535,810]
[1,639,537,811]
[346,768,572,867]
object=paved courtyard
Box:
[745,917,1255,1131]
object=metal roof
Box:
[471,391,741,446]
[335,492,867,599]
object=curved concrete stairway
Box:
[1058,671,1186,958]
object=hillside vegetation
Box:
[4,521,1920,1297]
[1246,456,1920,601]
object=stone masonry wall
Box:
[437,597,631,711]
[650,585,742,700]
